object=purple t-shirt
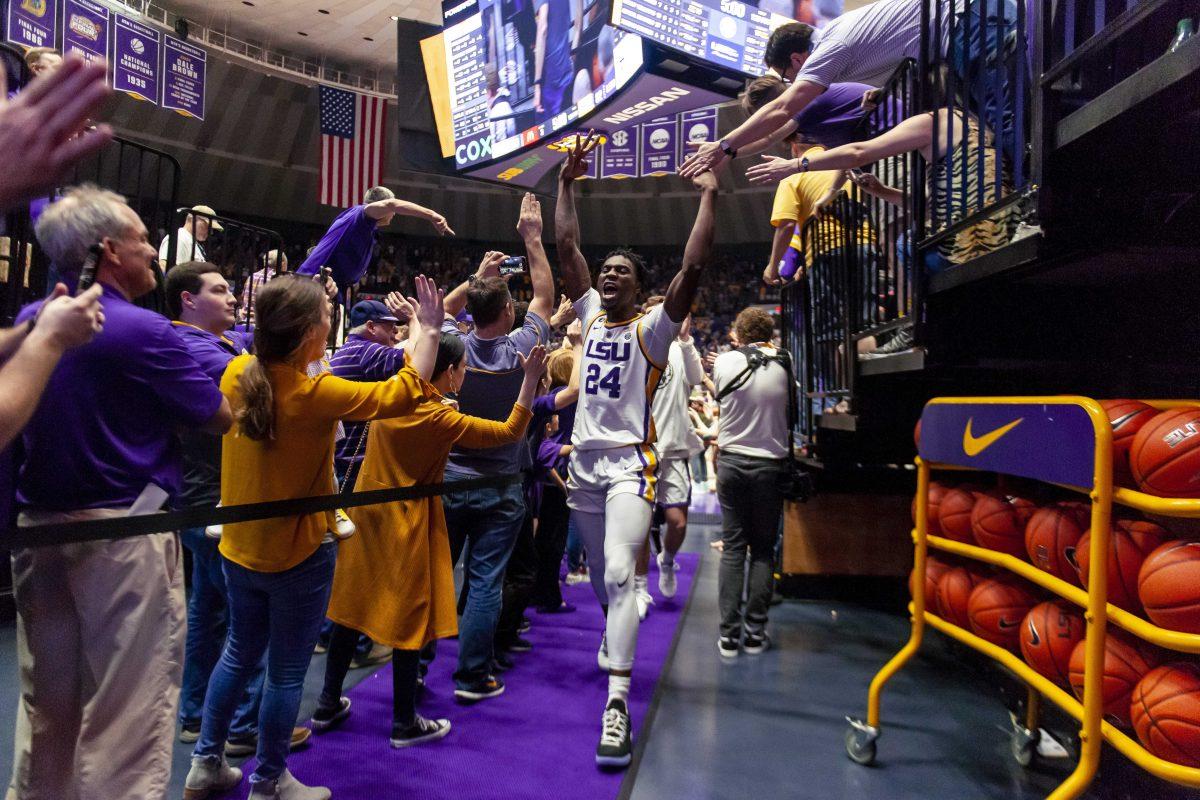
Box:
[297,205,378,287]
[15,285,225,511]
[329,334,408,474]
[793,82,904,148]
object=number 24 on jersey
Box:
[585,364,622,398]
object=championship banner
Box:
[113,13,160,104]
[678,107,717,165]
[600,125,638,180]
[5,0,57,49]
[63,0,109,67]
[639,116,677,176]
[161,33,205,119]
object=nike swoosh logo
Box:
[963,417,1024,456]
[998,618,1020,630]
[617,578,629,589]
[1110,411,1142,430]
[1026,620,1040,646]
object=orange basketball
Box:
[1138,540,1200,632]
[1025,503,1090,585]
[1100,400,1158,486]
[935,565,985,630]
[911,555,953,606]
[911,481,949,536]
[971,493,1037,558]
[1069,630,1162,726]
[938,488,978,544]
[1019,601,1085,687]
[1075,520,1167,613]
[967,576,1041,651]
[1130,409,1200,497]
[1131,663,1200,767]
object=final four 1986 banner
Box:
[5,0,57,49]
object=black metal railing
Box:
[917,0,1032,266]
[1,134,183,324]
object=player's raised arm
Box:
[662,171,719,323]
[555,131,600,302]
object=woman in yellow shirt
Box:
[185,274,443,800]
[310,334,546,747]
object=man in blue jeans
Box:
[165,262,311,756]
[440,193,555,700]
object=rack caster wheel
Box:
[1010,719,1039,768]
[844,717,879,766]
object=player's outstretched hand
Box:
[746,155,797,185]
[412,274,445,330]
[0,56,112,212]
[519,344,548,378]
[516,192,542,240]
[559,130,599,183]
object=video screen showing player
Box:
[479,0,619,126]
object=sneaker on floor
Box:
[179,721,202,744]
[247,768,330,800]
[454,675,505,702]
[310,697,352,733]
[634,576,654,620]
[743,630,770,655]
[596,698,632,768]
[183,755,242,800]
[312,642,328,654]
[390,715,452,748]
[597,633,609,672]
[657,552,678,599]
[565,568,589,586]
[224,726,312,757]
[505,636,533,653]
[718,635,740,659]
[352,642,392,669]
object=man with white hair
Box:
[11,185,233,800]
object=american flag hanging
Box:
[319,86,388,208]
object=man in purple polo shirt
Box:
[12,186,232,800]
[297,186,455,289]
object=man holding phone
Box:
[437,194,556,700]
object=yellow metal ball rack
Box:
[844,396,1200,798]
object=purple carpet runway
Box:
[215,553,698,800]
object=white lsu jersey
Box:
[571,288,681,451]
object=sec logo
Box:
[612,130,629,148]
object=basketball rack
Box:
[843,396,1200,799]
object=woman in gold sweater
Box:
[185,274,444,800]
[311,333,546,747]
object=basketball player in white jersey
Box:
[636,298,704,609]
[555,132,719,767]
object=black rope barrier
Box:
[6,473,521,549]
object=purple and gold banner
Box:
[639,116,677,176]
[63,0,109,66]
[161,33,205,119]
[678,108,717,165]
[600,125,638,180]
[5,0,56,49]
[113,13,160,104]
[919,400,1100,489]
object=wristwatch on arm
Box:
[719,140,737,160]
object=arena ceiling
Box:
[164,0,442,73]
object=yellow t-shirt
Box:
[218,356,428,573]
[770,147,875,265]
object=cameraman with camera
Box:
[712,307,794,659]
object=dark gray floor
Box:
[0,521,1185,798]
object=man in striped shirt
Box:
[680,0,1017,177]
